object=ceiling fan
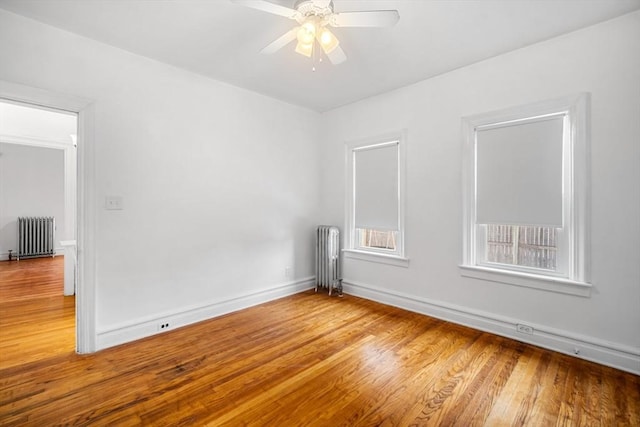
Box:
[231,0,400,65]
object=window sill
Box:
[343,249,410,268]
[459,264,591,297]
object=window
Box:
[345,131,407,267]
[461,94,590,296]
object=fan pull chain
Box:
[312,40,317,72]
[311,38,324,72]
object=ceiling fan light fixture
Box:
[317,27,339,54]
[232,0,400,67]
[296,20,316,45]
[295,40,313,57]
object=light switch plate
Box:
[105,196,123,210]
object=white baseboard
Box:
[96,277,315,350]
[0,249,63,261]
[342,279,640,375]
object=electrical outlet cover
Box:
[105,196,123,210]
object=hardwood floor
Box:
[0,257,75,369]
[0,256,65,302]
[1,259,638,426]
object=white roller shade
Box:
[476,115,564,227]
[354,142,399,231]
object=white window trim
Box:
[343,249,410,268]
[461,94,591,296]
[344,130,408,266]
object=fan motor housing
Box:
[294,0,334,16]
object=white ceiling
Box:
[1,0,638,112]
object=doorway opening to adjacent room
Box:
[0,99,78,365]
[0,80,95,354]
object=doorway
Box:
[0,100,77,362]
[0,79,96,353]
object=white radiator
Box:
[17,217,56,260]
[315,225,342,296]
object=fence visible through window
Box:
[357,228,396,251]
[486,224,557,270]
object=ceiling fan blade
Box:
[261,28,299,54]
[331,10,400,27]
[326,44,347,65]
[231,0,298,19]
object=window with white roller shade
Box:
[345,131,407,263]
[461,94,590,295]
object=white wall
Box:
[0,143,65,255]
[0,9,321,346]
[320,12,640,372]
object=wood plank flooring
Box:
[0,257,75,369]
[1,258,639,426]
[0,256,65,302]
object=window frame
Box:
[461,94,591,296]
[344,130,408,267]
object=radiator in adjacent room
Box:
[315,225,341,296]
[17,216,56,260]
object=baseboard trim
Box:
[96,277,315,350]
[342,279,640,375]
[0,250,63,261]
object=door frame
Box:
[1,79,97,353]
